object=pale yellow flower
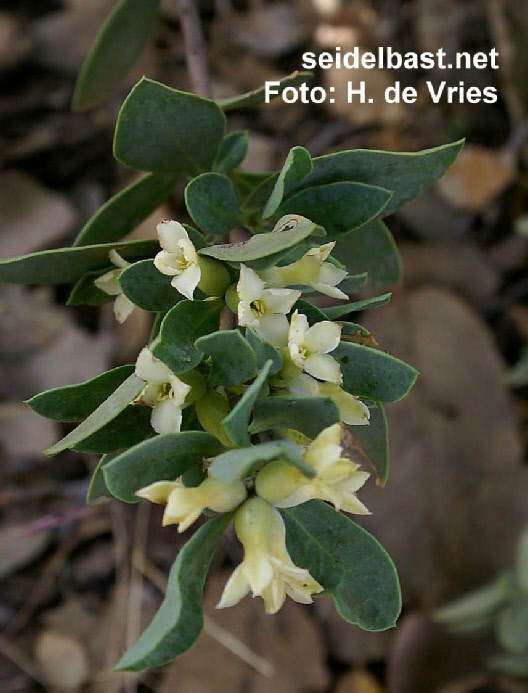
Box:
[154,220,201,300]
[217,497,323,614]
[135,347,191,434]
[262,242,348,299]
[237,265,300,347]
[287,373,370,426]
[94,250,135,323]
[256,423,370,514]
[137,476,247,532]
[288,310,342,384]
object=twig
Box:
[133,554,275,677]
[176,0,211,98]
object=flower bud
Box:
[197,256,231,297]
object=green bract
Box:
[2,63,463,672]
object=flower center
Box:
[250,299,266,317]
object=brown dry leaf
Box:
[0,171,76,259]
[35,629,89,690]
[336,669,385,693]
[435,145,517,211]
[0,525,51,579]
[159,571,329,693]
[356,288,528,610]
[400,242,500,304]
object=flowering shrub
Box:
[0,69,463,670]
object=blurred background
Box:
[2,0,528,691]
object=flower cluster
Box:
[117,220,373,615]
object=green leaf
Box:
[263,146,313,219]
[333,342,418,403]
[213,131,248,173]
[72,405,152,454]
[282,500,401,631]
[496,601,528,653]
[289,140,464,215]
[72,0,160,111]
[26,366,135,422]
[119,259,181,312]
[250,396,340,439]
[86,453,117,505]
[104,431,225,503]
[199,215,319,264]
[222,361,272,447]
[336,273,368,294]
[333,220,402,289]
[209,440,314,484]
[67,269,114,306]
[115,513,231,671]
[185,173,244,236]
[114,78,225,174]
[245,328,282,374]
[0,239,159,285]
[195,330,257,387]
[293,298,328,324]
[73,173,179,246]
[346,404,389,485]
[152,299,223,374]
[278,182,392,237]
[217,71,313,111]
[45,374,145,456]
[323,293,392,319]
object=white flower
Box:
[256,423,370,514]
[135,347,191,434]
[136,476,247,532]
[94,250,135,323]
[217,497,323,614]
[287,373,370,426]
[237,265,300,347]
[263,242,348,299]
[288,310,342,384]
[154,220,201,300]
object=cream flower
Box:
[262,242,348,299]
[135,347,191,434]
[154,220,201,300]
[237,265,300,347]
[136,476,247,532]
[288,311,342,384]
[93,250,135,323]
[287,373,370,426]
[256,424,370,514]
[217,497,323,614]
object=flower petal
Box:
[304,353,342,384]
[307,242,335,262]
[255,313,289,347]
[320,384,370,425]
[157,220,189,252]
[288,310,308,348]
[154,249,180,276]
[171,263,201,300]
[287,373,321,396]
[108,249,130,270]
[262,288,301,315]
[94,268,121,296]
[217,566,251,609]
[169,375,191,405]
[312,282,348,300]
[136,480,180,504]
[305,321,341,354]
[238,265,265,303]
[150,399,182,434]
[318,262,347,287]
[135,347,172,383]
[113,293,135,323]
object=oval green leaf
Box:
[263,146,313,219]
[73,172,179,246]
[250,396,340,439]
[323,293,392,319]
[278,182,392,236]
[282,500,401,631]
[72,405,153,454]
[222,361,272,447]
[103,431,225,503]
[345,403,389,485]
[72,0,160,111]
[152,299,223,374]
[195,330,257,387]
[114,513,232,671]
[119,259,181,312]
[185,173,244,236]
[67,269,114,306]
[114,78,226,175]
[333,341,418,403]
[0,239,159,285]
[213,131,248,173]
